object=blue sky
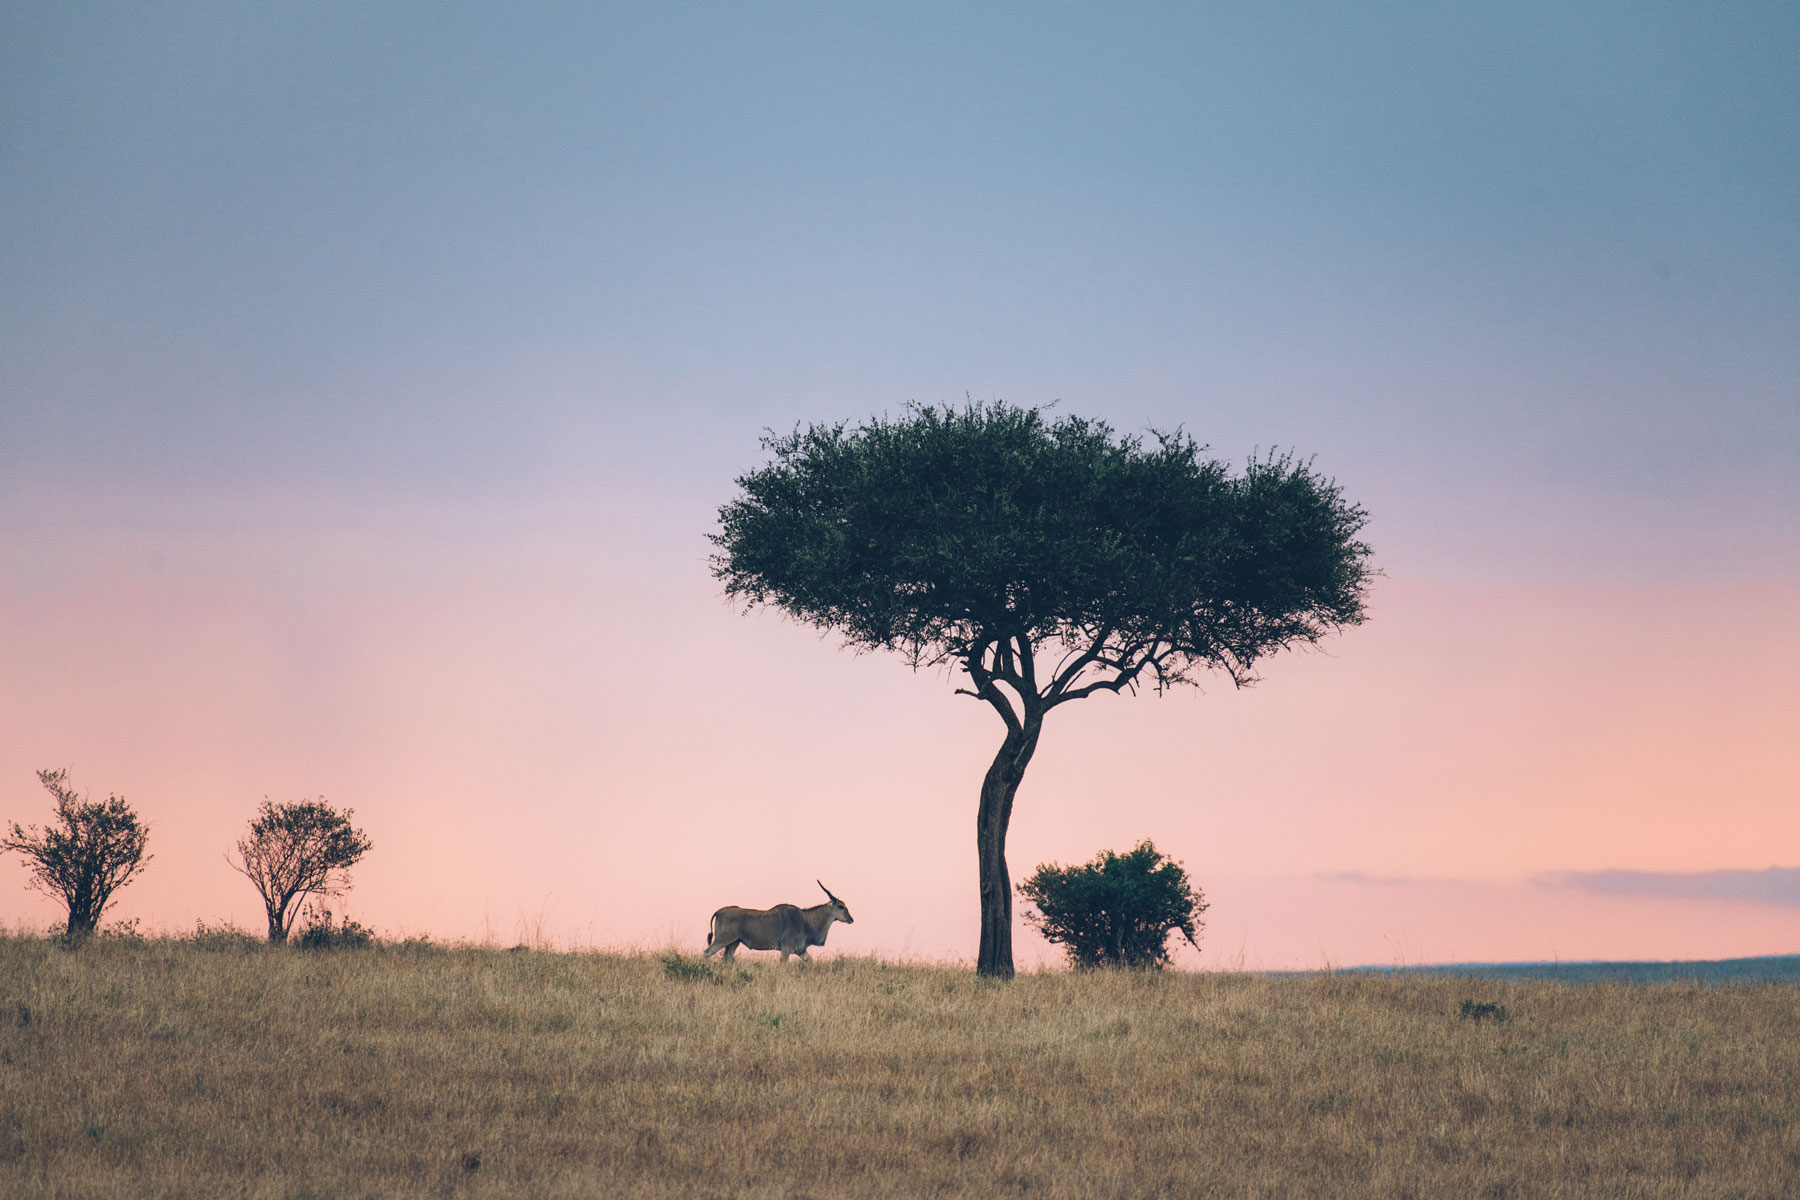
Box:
[6,4,1795,539]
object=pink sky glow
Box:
[3,503,1794,969]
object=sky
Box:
[2,3,1796,968]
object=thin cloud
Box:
[1540,867,1800,909]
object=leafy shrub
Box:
[296,907,374,950]
[1018,839,1207,969]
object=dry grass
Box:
[3,933,1799,1198]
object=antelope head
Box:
[817,879,854,924]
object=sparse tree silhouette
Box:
[229,799,372,942]
[1019,840,1206,969]
[3,769,152,938]
[714,401,1371,978]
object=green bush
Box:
[1018,839,1207,969]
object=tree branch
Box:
[1044,623,1116,701]
[1013,632,1039,706]
[1045,641,1173,707]
[959,637,1025,734]
[957,636,1029,734]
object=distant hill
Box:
[1323,954,1800,985]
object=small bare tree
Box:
[3,769,152,937]
[230,799,372,942]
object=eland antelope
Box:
[703,881,853,962]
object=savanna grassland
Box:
[3,934,1799,1199]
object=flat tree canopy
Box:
[713,401,1372,977]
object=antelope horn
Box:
[818,879,839,902]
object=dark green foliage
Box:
[3,769,152,938]
[713,401,1371,685]
[1019,840,1207,969]
[231,798,373,942]
[1459,999,1512,1024]
[296,907,374,950]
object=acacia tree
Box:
[1019,840,1207,969]
[229,799,372,942]
[712,402,1372,978]
[3,769,152,937]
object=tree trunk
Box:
[976,716,1043,979]
[266,890,302,942]
[66,883,99,938]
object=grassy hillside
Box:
[4,933,1798,1198]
